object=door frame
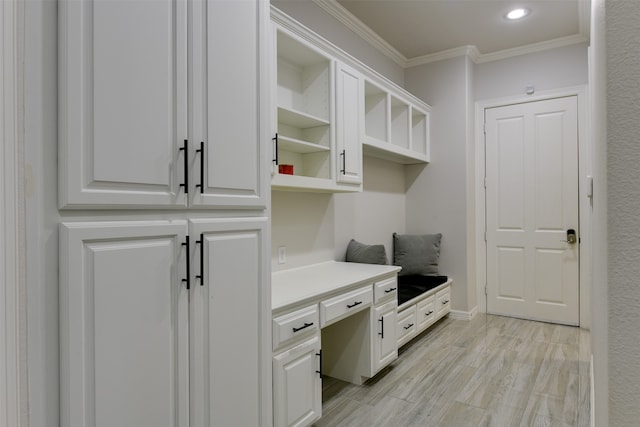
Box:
[474,86,591,328]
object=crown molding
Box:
[311,0,408,68]
[311,0,590,68]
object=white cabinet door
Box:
[190,0,268,208]
[335,62,363,187]
[59,0,188,208]
[59,221,189,427]
[189,217,271,426]
[273,336,322,427]
[372,300,398,374]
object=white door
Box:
[189,217,270,426]
[273,335,322,427]
[59,0,188,208]
[485,96,579,325]
[335,61,363,187]
[59,221,189,427]
[190,0,268,209]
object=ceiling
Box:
[312,0,590,66]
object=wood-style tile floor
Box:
[313,314,590,427]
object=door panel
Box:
[190,0,268,208]
[486,96,579,325]
[335,62,363,186]
[60,221,189,427]
[189,217,269,426]
[59,0,187,208]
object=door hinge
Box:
[484,231,487,242]
[483,123,486,135]
[484,283,488,296]
[484,177,487,189]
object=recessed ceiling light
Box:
[506,8,529,20]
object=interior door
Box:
[485,96,579,325]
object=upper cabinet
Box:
[270,7,431,194]
[59,0,268,209]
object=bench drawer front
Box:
[320,285,373,328]
[436,286,451,318]
[374,276,398,304]
[397,305,417,347]
[273,304,319,350]
[417,295,436,331]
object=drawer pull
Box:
[316,350,322,379]
[292,322,314,333]
[442,299,450,305]
[384,287,397,294]
[404,323,414,330]
[346,301,362,309]
[378,317,384,339]
[426,310,434,316]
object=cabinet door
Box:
[59,221,189,427]
[189,217,271,426]
[59,0,188,208]
[190,0,268,208]
[335,62,363,187]
[372,301,398,374]
[273,336,322,427]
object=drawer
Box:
[397,305,417,347]
[436,286,451,318]
[320,285,373,328]
[374,276,398,304]
[273,304,319,350]
[417,295,436,331]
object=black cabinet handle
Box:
[346,301,362,309]
[179,140,188,194]
[384,287,397,294]
[340,149,346,174]
[196,141,204,194]
[378,317,384,339]
[292,322,314,333]
[442,300,449,305]
[181,236,190,290]
[316,350,322,379]
[196,233,204,286]
[404,323,414,330]
[426,310,434,316]
[272,133,279,165]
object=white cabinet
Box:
[396,281,452,348]
[272,26,336,192]
[273,335,322,427]
[335,61,363,188]
[59,221,190,427]
[372,300,398,374]
[60,218,270,427]
[189,218,270,427]
[59,0,268,209]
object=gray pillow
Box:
[345,239,388,265]
[393,233,442,276]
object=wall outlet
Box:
[278,246,286,264]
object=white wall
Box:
[474,43,589,100]
[272,156,406,271]
[605,1,640,424]
[271,0,404,86]
[404,56,473,312]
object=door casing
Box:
[474,86,591,328]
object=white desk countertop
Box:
[272,261,401,312]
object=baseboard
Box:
[590,355,595,427]
[449,306,478,321]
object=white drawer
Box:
[436,286,451,318]
[417,295,436,331]
[273,304,319,350]
[320,285,373,328]
[397,305,417,347]
[374,276,398,304]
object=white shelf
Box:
[271,174,346,193]
[277,134,330,154]
[363,136,429,165]
[277,106,330,129]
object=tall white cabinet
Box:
[58,1,272,426]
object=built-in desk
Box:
[271,261,400,427]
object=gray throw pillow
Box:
[393,233,442,276]
[345,239,388,265]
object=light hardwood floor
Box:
[314,314,590,427]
